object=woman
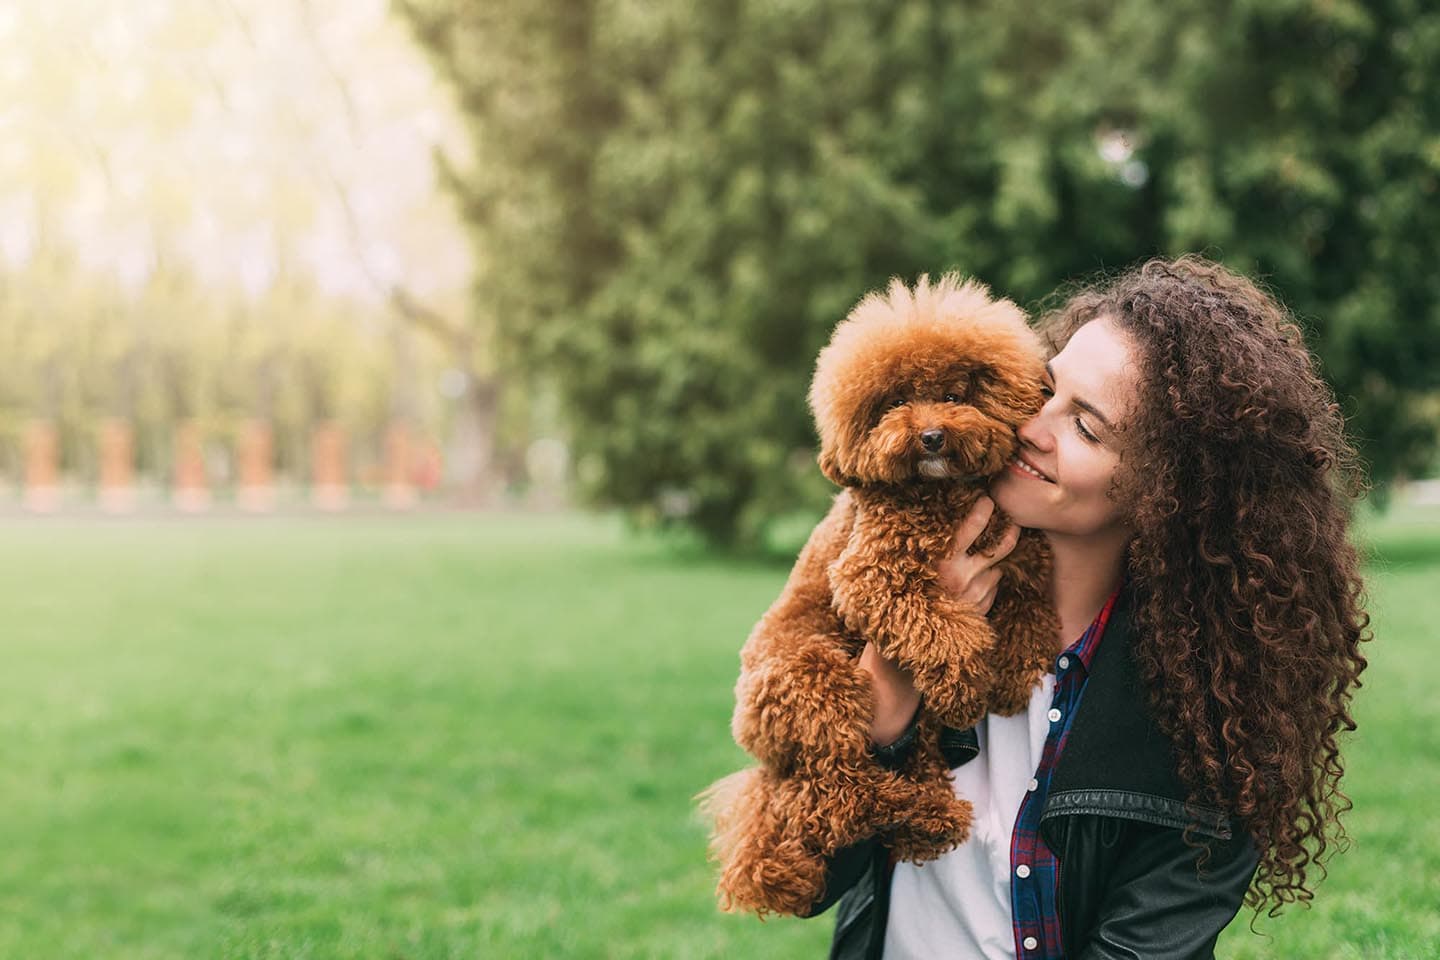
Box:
[811,256,1370,959]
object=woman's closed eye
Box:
[1043,370,1103,443]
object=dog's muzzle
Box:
[917,456,951,479]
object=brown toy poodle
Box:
[700,274,1059,917]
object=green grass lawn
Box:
[0,506,1435,959]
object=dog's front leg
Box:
[875,589,998,731]
[984,529,1060,715]
[830,541,998,731]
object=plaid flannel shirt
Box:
[1010,585,1122,959]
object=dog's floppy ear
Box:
[818,448,854,487]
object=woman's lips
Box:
[1008,455,1054,483]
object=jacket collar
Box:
[936,586,1233,838]
[1059,582,1122,678]
[1044,585,1233,838]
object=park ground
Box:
[0,505,1436,958]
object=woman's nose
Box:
[1018,411,1053,452]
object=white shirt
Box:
[882,675,1057,960]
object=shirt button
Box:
[1023,936,1039,950]
[1016,863,1031,878]
[1057,655,1071,670]
[1048,707,1062,723]
[1027,777,1039,792]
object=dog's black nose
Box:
[920,429,944,452]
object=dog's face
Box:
[809,275,1046,488]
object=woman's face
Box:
[990,315,1139,539]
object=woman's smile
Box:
[1007,454,1053,483]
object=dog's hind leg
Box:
[732,639,875,770]
[882,749,975,864]
[700,767,833,917]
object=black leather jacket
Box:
[809,590,1260,959]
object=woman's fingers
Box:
[939,554,1005,608]
[984,522,1021,562]
[967,525,1017,613]
[954,495,996,553]
[977,571,1002,615]
[938,498,1019,606]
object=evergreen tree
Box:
[400,0,1440,544]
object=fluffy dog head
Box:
[809,274,1046,488]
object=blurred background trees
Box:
[400,0,1439,545]
[1,0,1435,539]
[0,1,491,506]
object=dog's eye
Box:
[943,393,962,404]
[887,397,907,409]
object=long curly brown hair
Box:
[1041,256,1370,914]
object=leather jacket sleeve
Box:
[1071,819,1259,960]
[806,835,882,918]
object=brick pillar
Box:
[173,419,210,513]
[22,419,59,513]
[310,421,348,511]
[98,418,136,514]
[409,438,443,494]
[382,420,416,509]
[236,419,275,513]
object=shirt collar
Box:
[1060,581,1124,676]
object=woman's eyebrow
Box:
[1045,361,1115,430]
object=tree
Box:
[956,0,1440,485]
[400,0,1440,545]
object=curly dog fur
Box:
[700,274,1059,917]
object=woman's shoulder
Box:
[1053,595,1178,782]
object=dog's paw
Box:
[887,787,974,864]
[910,654,995,730]
[984,669,1044,716]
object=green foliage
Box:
[0,247,431,487]
[0,0,472,493]
[401,0,1440,545]
[0,510,1435,957]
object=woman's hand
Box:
[862,495,1021,746]
[937,494,1020,614]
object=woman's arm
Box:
[1075,822,1259,960]
[859,640,921,747]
